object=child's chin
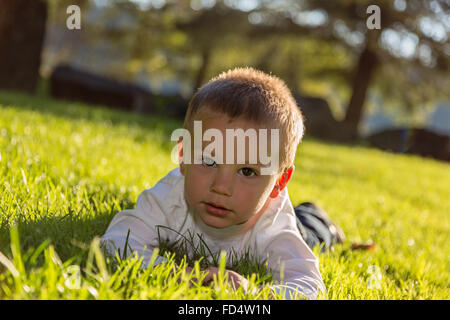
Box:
[200,214,232,229]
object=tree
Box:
[174,3,251,90]
[0,0,48,93]
[247,0,450,139]
[40,0,447,141]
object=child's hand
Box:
[171,265,197,287]
[178,266,202,288]
[202,266,249,292]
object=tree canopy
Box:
[2,0,448,138]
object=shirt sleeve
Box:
[256,189,327,300]
[100,189,169,268]
[264,228,327,300]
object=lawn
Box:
[0,90,448,299]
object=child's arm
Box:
[263,229,327,300]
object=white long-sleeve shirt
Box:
[100,167,326,299]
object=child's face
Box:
[180,110,286,229]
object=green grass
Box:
[0,90,449,299]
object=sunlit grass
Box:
[0,90,449,299]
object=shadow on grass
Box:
[0,196,135,267]
[0,90,183,143]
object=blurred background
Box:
[1,0,449,161]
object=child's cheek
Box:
[185,171,206,202]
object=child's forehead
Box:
[193,107,275,130]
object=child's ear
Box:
[178,138,185,175]
[269,166,294,198]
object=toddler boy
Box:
[101,67,327,299]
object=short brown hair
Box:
[183,67,304,172]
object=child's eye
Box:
[202,156,216,167]
[239,167,257,177]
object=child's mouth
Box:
[203,202,231,216]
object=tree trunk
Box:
[193,48,211,92]
[343,46,378,136]
[0,0,47,93]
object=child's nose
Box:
[210,168,233,197]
